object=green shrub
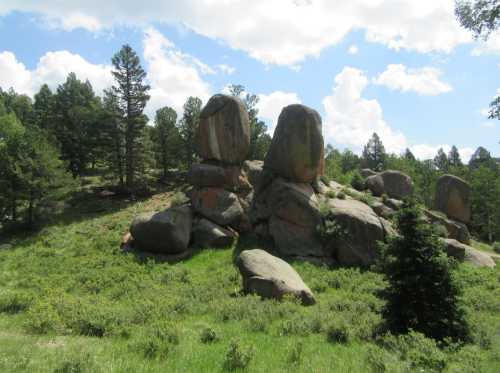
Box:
[350,170,365,191]
[326,190,336,199]
[170,192,189,207]
[326,321,351,344]
[337,191,346,200]
[200,326,219,344]
[53,350,97,373]
[287,341,304,366]
[0,291,32,314]
[24,300,64,334]
[381,193,389,203]
[223,339,254,371]
[493,242,500,254]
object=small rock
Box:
[236,249,316,305]
[442,239,495,268]
[192,218,238,248]
[191,187,244,227]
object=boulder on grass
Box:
[195,94,250,164]
[130,206,192,254]
[236,249,316,305]
[325,199,385,266]
[192,218,238,248]
[434,175,471,224]
[365,170,413,199]
[191,187,244,227]
[442,239,495,268]
[264,104,324,183]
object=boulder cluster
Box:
[124,93,495,304]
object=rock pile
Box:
[189,94,256,247]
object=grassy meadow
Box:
[0,184,499,373]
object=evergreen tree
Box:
[34,84,56,132]
[469,146,493,169]
[470,165,500,242]
[341,149,361,173]
[111,44,150,191]
[448,146,463,167]
[362,133,387,171]
[54,73,100,176]
[179,96,202,168]
[380,199,469,342]
[455,0,500,39]
[228,84,271,160]
[404,148,416,162]
[433,148,449,172]
[152,106,180,179]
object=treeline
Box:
[0,45,271,229]
[324,133,500,243]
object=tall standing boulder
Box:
[365,170,413,200]
[195,94,250,164]
[434,175,471,224]
[264,104,324,183]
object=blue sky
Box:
[0,1,498,160]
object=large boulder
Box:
[423,210,470,244]
[190,188,244,227]
[365,170,413,200]
[236,249,316,305]
[266,178,324,257]
[442,239,495,268]
[325,199,385,266]
[434,175,471,224]
[264,104,324,183]
[187,163,225,188]
[195,94,250,164]
[192,218,238,248]
[130,206,192,254]
[242,160,264,188]
[361,169,377,178]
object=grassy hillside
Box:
[0,188,499,372]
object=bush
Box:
[53,350,97,373]
[493,242,500,254]
[0,291,32,314]
[379,199,469,342]
[170,191,189,207]
[350,170,365,191]
[326,322,350,344]
[381,193,389,203]
[287,341,304,366]
[326,190,336,199]
[223,340,254,371]
[200,326,219,343]
[337,191,346,200]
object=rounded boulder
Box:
[195,94,250,164]
[434,174,471,224]
[264,104,324,183]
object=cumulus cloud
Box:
[322,66,407,154]
[348,45,359,55]
[0,50,113,96]
[256,91,302,133]
[373,64,452,95]
[0,0,472,66]
[217,64,236,75]
[471,30,500,56]
[322,66,473,161]
[142,27,212,117]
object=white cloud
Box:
[217,64,236,75]
[374,64,452,95]
[0,0,472,66]
[409,144,474,162]
[322,66,473,161]
[322,66,407,154]
[0,51,33,95]
[347,44,359,55]
[256,91,302,133]
[142,27,212,118]
[480,122,496,129]
[0,50,113,96]
[471,30,500,56]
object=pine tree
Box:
[179,96,202,168]
[227,84,271,160]
[433,148,449,172]
[34,84,56,132]
[380,199,469,342]
[469,146,493,169]
[404,148,416,162]
[152,106,180,179]
[362,133,387,171]
[111,44,150,191]
[448,146,463,167]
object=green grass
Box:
[470,239,497,255]
[0,190,500,372]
